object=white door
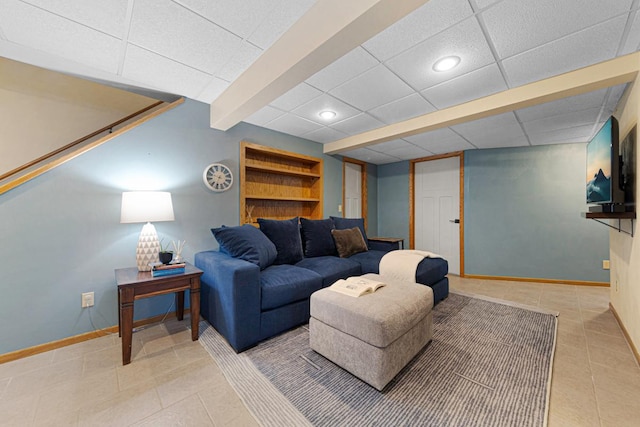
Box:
[415,157,460,274]
[344,162,362,217]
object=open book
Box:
[328,276,386,297]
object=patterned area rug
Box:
[199,292,557,427]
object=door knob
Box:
[449,219,460,224]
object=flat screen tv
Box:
[586,116,624,209]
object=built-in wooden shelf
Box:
[583,211,636,237]
[240,141,323,225]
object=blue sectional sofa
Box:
[195,217,448,352]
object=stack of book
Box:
[150,262,186,277]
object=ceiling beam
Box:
[324,52,640,154]
[209,0,430,131]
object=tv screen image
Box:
[586,118,614,204]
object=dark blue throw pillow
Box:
[300,218,337,258]
[211,225,277,270]
[330,216,369,246]
[258,217,304,265]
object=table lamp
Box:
[120,191,175,271]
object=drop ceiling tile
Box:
[369,140,433,161]
[515,89,608,122]
[604,84,628,115]
[196,77,230,104]
[248,0,316,49]
[363,0,473,61]
[122,44,212,98]
[404,128,476,154]
[329,65,414,111]
[340,148,402,165]
[619,10,640,55]
[368,93,436,124]
[129,0,242,74]
[421,63,508,109]
[529,124,596,145]
[306,47,379,92]
[522,108,602,135]
[385,17,495,91]
[0,0,121,73]
[264,113,322,137]
[451,112,527,149]
[293,94,360,124]
[301,127,348,144]
[21,0,128,37]
[175,0,276,39]
[216,41,262,82]
[481,0,633,58]
[472,0,502,10]
[270,83,322,111]
[243,106,286,127]
[330,113,385,135]
[369,139,415,152]
[502,16,627,88]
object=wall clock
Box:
[203,163,233,192]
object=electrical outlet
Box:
[338,204,342,213]
[82,292,94,308]
[602,260,610,270]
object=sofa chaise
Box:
[194,216,448,352]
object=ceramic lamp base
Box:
[136,222,160,271]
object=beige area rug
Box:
[199,292,558,427]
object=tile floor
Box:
[0,276,638,426]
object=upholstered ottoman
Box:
[309,273,434,391]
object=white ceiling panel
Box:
[522,108,602,135]
[376,143,433,161]
[21,0,128,38]
[329,64,414,111]
[605,84,629,115]
[472,0,502,10]
[340,148,402,164]
[0,0,121,73]
[529,124,598,146]
[405,128,476,154]
[363,0,474,62]
[331,113,385,136]
[503,16,627,88]
[122,45,212,99]
[270,83,322,111]
[620,9,640,55]
[247,0,316,49]
[421,63,508,109]
[196,77,229,104]
[129,0,243,75]
[305,47,379,92]
[293,94,360,125]
[243,106,287,127]
[385,17,496,91]
[301,126,348,144]
[263,113,322,136]
[481,0,633,58]
[451,112,528,149]
[175,0,277,39]
[368,93,436,124]
[215,41,263,83]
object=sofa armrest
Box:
[194,251,261,352]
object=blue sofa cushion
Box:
[258,217,304,265]
[261,265,323,311]
[331,227,368,258]
[348,249,387,274]
[331,216,369,246]
[211,225,276,270]
[300,218,337,257]
[416,257,450,286]
[296,256,361,287]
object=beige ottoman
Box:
[309,273,434,391]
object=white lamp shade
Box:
[120,191,175,223]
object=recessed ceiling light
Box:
[319,110,336,120]
[433,56,461,72]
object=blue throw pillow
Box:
[330,216,369,246]
[300,218,336,257]
[258,217,304,265]
[211,225,277,270]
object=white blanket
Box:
[379,250,442,284]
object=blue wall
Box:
[0,99,343,354]
[464,144,609,282]
[377,161,410,243]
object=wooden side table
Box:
[115,263,203,365]
[368,237,405,250]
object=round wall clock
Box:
[203,163,233,192]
